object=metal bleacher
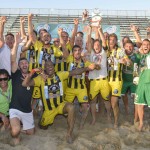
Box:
[0,8,150,40]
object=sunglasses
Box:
[0,78,8,81]
[54,41,60,43]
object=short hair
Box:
[93,39,102,45]
[39,28,47,34]
[122,36,130,43]
[143,39,150,43]
[0,69,10,80]
[61,31,69,36]
[104,32,109,34]
[77,31,84,36]
[72,45,81,51]
[123,40,134,47]
[18,57,28,63]
[5,32,14,38]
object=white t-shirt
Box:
[0,44,11,75]
[81,48,91,61]
[88,49,108,79]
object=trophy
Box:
[90,8,102,27]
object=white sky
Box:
[0,0,150,10]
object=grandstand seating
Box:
[1,9,150,40]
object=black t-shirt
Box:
[9,70,34,113]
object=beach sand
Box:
[0,99,150,150]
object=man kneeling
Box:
[22,60,96,143]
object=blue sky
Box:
[0,0,150,10]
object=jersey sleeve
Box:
[33,75,42,87]
[33,40,43,50]
[57,71,69,81]
[84,60,92,67]
[66,55,73,63]
[54,47,63,57]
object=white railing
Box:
[0,8,150,17]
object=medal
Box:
[27,86,30,90]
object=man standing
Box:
[107,33,128,127]
[87,26,111,125]
[121,40,140,116]
[65,45,98,129]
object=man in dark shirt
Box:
[9,33,35,146]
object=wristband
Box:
[30,69,36,75]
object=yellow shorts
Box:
[40,102,66,126]
[64,88,88,103]
[32,86,41,99]
[90,78,110,100]
[109,81,123,97]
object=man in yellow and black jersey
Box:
[54,18,79,72]
[65,45,99,129]
[59,18,79,54]
[28,14,68,100]
[22,59,96,143]
[54,28,71,72]
[107,33,129,127]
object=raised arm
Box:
[86,25,92,53]
[20,16,26,39]
[21,38,32,52]
[58,28,69,58]
[130,24,142,47]
[28,14,36,44]
[11,33,21,73]
[70,18,79,47]
[0,16,6,48]
[98,26,107,48]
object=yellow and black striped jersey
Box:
[67,55,91,89]
[33,71,69,111]
[107,47,127,82]
[54,42,72,72]
[27,40,63,70]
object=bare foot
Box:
[134,119,139,125]
[138,124,143,131]
[10,138,20,146]
[107,115,112,123]
[114,123,118,129]
[66,135,73,144]
[90,120,96,125]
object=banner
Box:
[34,23,120,41]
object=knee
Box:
[66,103,75,113]
[11,126,20,137]
[81,103,89,110]
[111,102,118,109]
[26,128,35,135]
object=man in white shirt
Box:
[88,27,111,125]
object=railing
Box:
[0,8,150,17]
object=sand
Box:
[0,99,150,150]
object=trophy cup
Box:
[90,8,102,27]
